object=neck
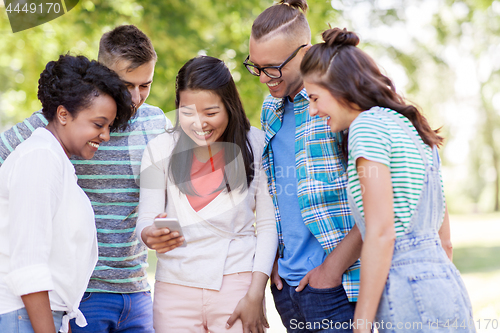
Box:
[193,143,223,163]
[45,122,70,157]
[288,83,304,102]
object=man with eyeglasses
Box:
[245,1,362,332]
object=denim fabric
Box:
[347,109,475,332]
[0,308,63,332]
[271,278,355,332]
[70,292,154,333]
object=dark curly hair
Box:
[37,54,133,132]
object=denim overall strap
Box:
[346,107,443,239]
[381,109,444,235]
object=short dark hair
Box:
[169,56,254,195]
[300,28,443,151]
[98,25,157,70]
[251,0,310,43]
[38,54,133,132]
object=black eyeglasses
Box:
[243,44,307,79]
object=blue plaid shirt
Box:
[260,88,360,301]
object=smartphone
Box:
[154,217,187,247]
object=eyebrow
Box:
[122,80,153,86]
[249,58,279,67]
[93,116,111,121]
[204,106,220,111]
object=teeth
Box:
[195,130,212,136]
[267,81,281,87]
[88,141,99,149]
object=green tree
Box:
[0,0,339,128]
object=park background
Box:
[1,0,500,331]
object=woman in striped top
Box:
[300,28,475,332]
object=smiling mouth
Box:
[87,141,100,149]
[267,81,281,88]
[194,130,212,136]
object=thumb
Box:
[274,275,283,290]
[226,310,238,329]
[295,275,308,292]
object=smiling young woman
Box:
[0,54,132,333]
[301,28,475,333]
[137,56,277,333]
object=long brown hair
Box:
[300,28,443,149]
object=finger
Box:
[154,236,185,250]
[295,275,308,292]
[155,242,183,253]
[263,314,269,328]
[226,311,238,329]
[273,275,283,290]
[155,212,168,219]
[151,227,172,237]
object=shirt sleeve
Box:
[3,148,63,296]
[0,111,47,166]
[249,129,278,276]
[136,137,168,247]
[348,113,392,167]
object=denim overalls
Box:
[347,109,476,332]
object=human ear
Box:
[56,105,69,125]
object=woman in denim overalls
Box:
[300,27,475,332]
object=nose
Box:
[309,105,318,117]
[191,114,206,129]
[100,128,111,142]
[129,87,141,107]
[259,73,272,84]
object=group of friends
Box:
[0,0,476,332]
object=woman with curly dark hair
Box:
[301,28,475,332]
[0,54,132,333]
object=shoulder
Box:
[146,130,180,158]
[137,103,165,116]
[7,129,66,169]
[350,108,393,138]
[247,127,265,162]
[247,126,265,143]
[261,95,283,116]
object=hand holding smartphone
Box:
[154,217,187,247]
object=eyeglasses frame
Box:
[243,44,308,79]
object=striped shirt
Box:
[261,88,360,301]
[347,107,444,236]
[0,104,170,292]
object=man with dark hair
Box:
[0,25,170,333]
[244,1,362,332]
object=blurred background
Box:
[1,0,500,331]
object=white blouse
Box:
[137,127,278,290]
[0,128,98,332]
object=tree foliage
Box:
[0,0,339,127]
[1,0,499,212]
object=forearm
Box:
[354,158,395,332]
[321,223,362,282]
[246,271,269,301]
[354,232,394,331]
[438,205,453,261]
[21,291,56,333]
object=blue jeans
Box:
[0,308,63,332]
[70,292,154,333]
[271,279,355,332]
